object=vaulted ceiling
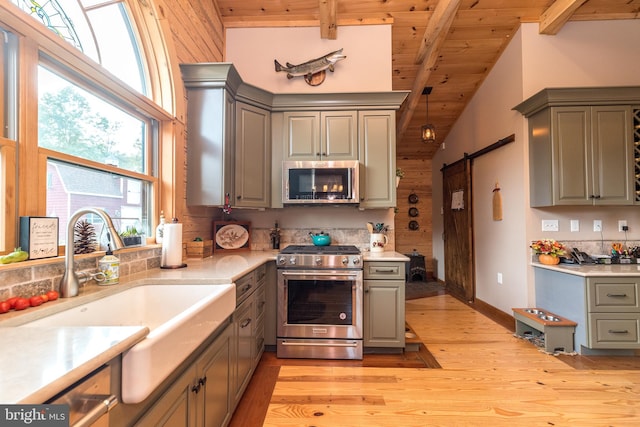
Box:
[214,0,640,159]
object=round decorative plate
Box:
[408,220,420,230]
[215,224,249,249]
[408,207,419,217]
[408,193,419,204]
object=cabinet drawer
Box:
[588,278,640,312]
[236,271,256,303]
[364,262,405,280]
[588,313,640,348]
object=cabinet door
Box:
[552,107,592,205]
[283,112,320,159]
[199,324,232,427]
[358,111,396,208]
[235,102,271,207]
[321,111,357,159]
[591,106,633,205]
[135,366,197,427]
[363,280,405,347]
[232,296,255,405]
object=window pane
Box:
[86,3,145,93]
[38,66,146,173]
[46,159,149,245]
[2,27,18,140]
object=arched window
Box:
[1,0,175,251]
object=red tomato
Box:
[14,298,30,310]
[40,294,49,303]
[29,295,44,307]
[6,297,19,309]
[46,290,59,301]
[0,301,10,314]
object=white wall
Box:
[226,26,392,93]
[433,20,640,314]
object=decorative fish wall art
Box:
[274,48,346,86]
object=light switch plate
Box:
[542,219,559,231]
[570,220,579,232]
[593,220,602,232]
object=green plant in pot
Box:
[120,226,144,247]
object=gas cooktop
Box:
[279,245,360,255]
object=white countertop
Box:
[0,249,406,404]
[532,261,640,277]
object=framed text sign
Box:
[19,216,59,260]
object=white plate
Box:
[215,224,249,249]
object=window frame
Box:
[0,0,176,254]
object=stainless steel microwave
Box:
[283,160,360,205]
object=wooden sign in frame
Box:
[19,216,59,260]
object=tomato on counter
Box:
[13,298,30,310]
[0,301,10,314]
[46,290,59,301]
[29,296,45,307]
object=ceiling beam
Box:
[397,0,461,143]
[539,0,588,35]
[319,0,337,39]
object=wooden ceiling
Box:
[214,0,640,159]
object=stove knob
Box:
[315,257,322,266]
[352,257,361,265]
[289,257,297,265]
[341,257,349,265]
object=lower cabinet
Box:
[363,261,406,348]
[135,264,267,427]
[135,322,232,427]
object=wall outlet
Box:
[593,220,602,232]
[541,219,559,231]
[618,220,628,232]
[497,272,503,284]
[570,220,580,232]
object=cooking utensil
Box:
[309,232,331,246]
[366,222,374,234]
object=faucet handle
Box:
[77,271,107,285]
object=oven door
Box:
[277,269,363,339]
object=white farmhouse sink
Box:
[22,284,235,404]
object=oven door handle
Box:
[280,271,360,280]
[280,340,360,347]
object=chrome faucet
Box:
[60,208,125,298]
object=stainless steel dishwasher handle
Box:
[73,394,118,427]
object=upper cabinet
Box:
[514,87,640,207]
[358,111,396,209]
[283,111,357,160]
[236,102,271,208]
[180,64,273,208]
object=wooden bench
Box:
[513,308,577,353]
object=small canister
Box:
[98,244,119,285]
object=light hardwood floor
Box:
[233,295,640,426]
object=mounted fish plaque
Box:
[274,48,346,86]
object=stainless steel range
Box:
[276,245,363,360]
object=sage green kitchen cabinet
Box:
[135,322,233,427]
[514,87,639,207]
[182,83,236,207]
[231,264,266,411]
[358,110,397,208]
[587,277,640,349]
[545,106,633,206]
[283,111,357,160]
[235,102,271,207]
[363,261,405,348]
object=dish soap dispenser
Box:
[155,210,166,244]
[99,243,119,285]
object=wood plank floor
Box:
[231,295,640,426]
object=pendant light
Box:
[421,87,436,144]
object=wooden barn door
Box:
[442,158,474,302]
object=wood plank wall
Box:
[394,158,434,278]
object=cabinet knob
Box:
[237,195,242,200]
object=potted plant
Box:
[120,226,144,247]
[395,167,405,188]
[530,239,567,265]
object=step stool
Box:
[512,308,577,353]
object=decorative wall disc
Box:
[408,207,419,217]
[408,220,419,230]
[408,193,419,204]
